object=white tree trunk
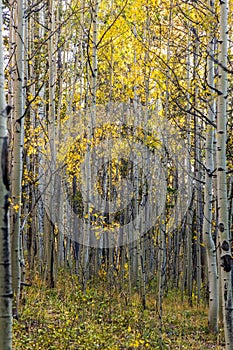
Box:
[0,0,12,347]
[217,0,233,347]
[185,27,193,304]
[43,0,56,287]
[11,0,25,317]
[203,0,219,333]
[80,0,99,286]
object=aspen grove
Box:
[0,0,233,349]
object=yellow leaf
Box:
[129,340,140,347]
[13,204,20,211]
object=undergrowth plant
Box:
[13,270,225,350]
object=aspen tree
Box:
[37,1,46,274]
[55,0,65,277]
[0,0,12,347]
[131,22,147,309]
[25,0,37,276]
[185,24,194,305]
[80,0,99,287]
[43,0,56,287]
[11,0,25,317]
[229,177,233,234]
[216,0,233,347]
[157,0,173,340]
[203,0,218,333]
[33,2,48,275]
[193,29,202,304]
[90,0,99,278]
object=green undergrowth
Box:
[13,271,225,350]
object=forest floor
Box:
[13,270,225,350]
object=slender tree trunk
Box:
[44,0,56,288]
[11,0,25,317]
[192,29,202,303]
[0,0,12,347]
[80,0,99,288]
[216,0,233,347]
[185,27,193,304]
[157,216,166,349]
[228,177,233,237]
[37,2,46,275]
[203,0,219,332]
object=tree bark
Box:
[203,0,219,333]
[11,0,25,318]
[0,0,12,347]
[217,0,233,347]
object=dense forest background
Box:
[0,0,233,349]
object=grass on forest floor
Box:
[13,271,225,350]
